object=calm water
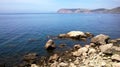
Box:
[0,13,120,66]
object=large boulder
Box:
[99,43,113,53]
[45,39,56,50]
[91,34,110,45]
[72,46,89,56]
[112,63,120,67]
[67,31,85,38]
[111,54,120,62]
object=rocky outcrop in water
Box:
[58,31,93,41]
[18,31,120,67]
[45,39,56,50]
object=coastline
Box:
[17,31,120,67]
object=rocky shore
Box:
[18,31,120,67]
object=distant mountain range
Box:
[57,7,120,14]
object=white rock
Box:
[88,48,96,55]
[99,43,113,52]
[112,63,120,67]
[67,31,85,37]
[31,64,39,67]
[91,34,109,45]
[111,54,120,61]
[72,47,88,56]
[59,62,68,67]
[69,63,76,67]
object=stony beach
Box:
[17,31,120,67]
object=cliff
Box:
[57,7,120,14]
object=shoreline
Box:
[16,31,120,67]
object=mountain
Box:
[57,8,90,13]
[108,7,120,13]
[57,7,120,14]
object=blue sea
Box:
[0,13,120,66]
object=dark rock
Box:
[73,44,82,50]
[85,32,94,38]
[0,63,5,67]
[59,44,66,48]
[45,39,56,50]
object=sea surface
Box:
[0,13,120,66]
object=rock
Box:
[109,40,117,43]
[45,39,56,50]
[85,45,90,48]
[112,63,120,67]
[72,47,88,56]
[111,54,120,62]
[88,48,96,55]
[49,54,59,63]
[73,44,82,50]
[116,38,120,42]
[23,53,37,61]
[69,63,76,67]
[99,43,113,53]
[90,43,96,47]
[58,34,68,38]
[74,58,79,65]
[58,62,68,67]
[67,31,85,38]
[31,64,39,67]
[50,61,58,67]
[85,32,94,38]
[80,38,87,41]
[59,44,66,48]
[101,62,106,66]
[112,46,120,51]
[0,63,5,67]
[91,34,110,45]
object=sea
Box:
[0,13,120,66]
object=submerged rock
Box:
[91,34,110,45]
[23,53,37,61]
[45,39,56,50]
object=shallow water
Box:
[0,13,120,66]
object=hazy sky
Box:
[0,0,120,13]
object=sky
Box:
[0,0,120,13]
